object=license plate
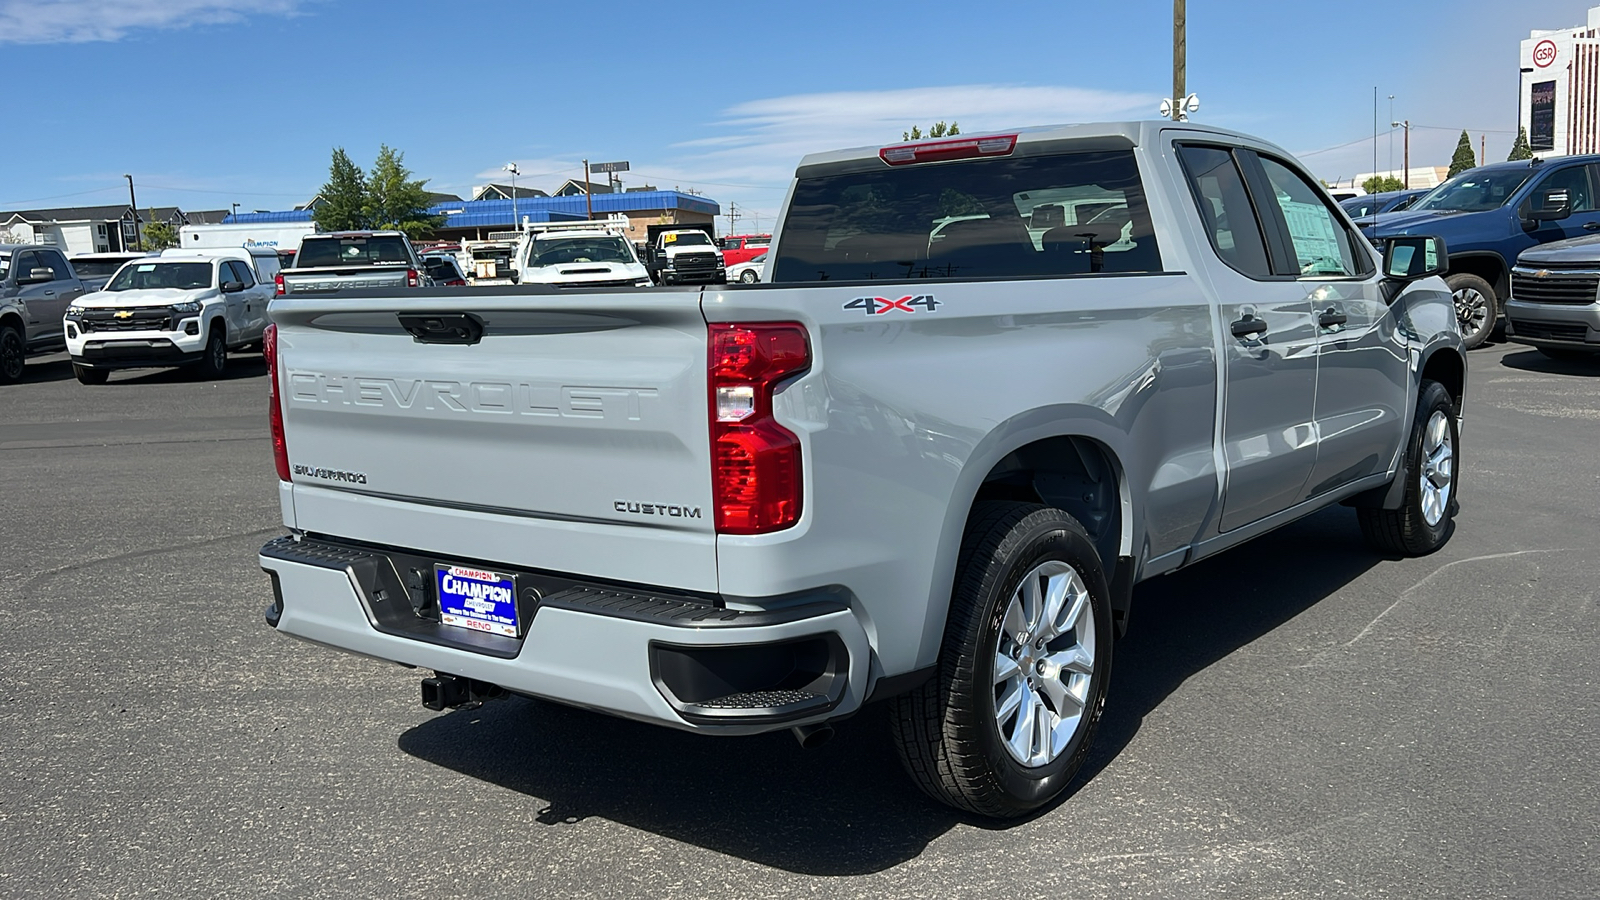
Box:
[434,565,519,637]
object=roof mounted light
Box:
[879,134,1018,166]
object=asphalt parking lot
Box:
[1,341,1596,899]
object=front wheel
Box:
[890,502,1112,818]
[194,325,227,379]
[72,363,109,385]
[739,269,759,283]
[1357,379,1459,556]
[0,323,23,384]
[1446,273,1497,350]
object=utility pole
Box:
[1171,0,1185,122]
[583,159,593,221]
[726,202,739,238]
[1480,134,1486,167]
[124,173,142,251]
[1391,120,1411,188]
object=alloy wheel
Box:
[1419,409,1454,526]
[992,560,1097,768]
[1452,286,1490,339]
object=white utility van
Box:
[63,247,279,384]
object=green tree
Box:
[902,121,960,141]
[363,145,445,239]
[1448,130,1478,178]
[142,210,178,250]
[1507,126,1534,161]
[313,147,369,232]
[1362,175,1406,194]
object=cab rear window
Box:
[772,151,1161,283]
[295,236,411,269]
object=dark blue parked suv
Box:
[1363,155,1600,348]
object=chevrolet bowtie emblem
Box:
[113,310,134,318]
[1535,270,1552,278]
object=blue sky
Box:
[0,0,1591,229]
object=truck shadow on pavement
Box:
[1497,347,1600,375]
[398,506,1382,874]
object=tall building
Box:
[1520,6,1600,156]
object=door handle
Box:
[1230,314,1269,340]
[1584,221,1600,231]
[1318,309,1348,328]
[43,290,57,296]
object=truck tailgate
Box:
[271,291,716,588]
[282,266,413,293]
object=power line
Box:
[0,184,125,207]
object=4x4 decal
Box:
[843,294,941,316]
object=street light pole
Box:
[124,173,142,251]
[503,162,521,230]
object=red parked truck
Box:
[720,233,771,266]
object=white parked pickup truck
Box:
[516,218,653,289]
[259,122,1465,817]
[64,247,278,384]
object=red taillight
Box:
[709,322,809,534]
[406,268,420,287]
[879,133,1018,166]
[264,323,290,482]
[273,272,285,296]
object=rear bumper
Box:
[1504,299,1600,350]
[259,535,871,733]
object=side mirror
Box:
[220,280,245,293]
[1522,187,1572,222]
[22,267,55,284]
[1383,235,1448,281]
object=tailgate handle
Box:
[397,312,485,345]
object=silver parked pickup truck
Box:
[258,122,1465,818]
[0,243,85,383]
[276,231,428,296]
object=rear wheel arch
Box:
[918,428,1135,670]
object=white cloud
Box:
[0,0,302,44]
[488,84,1161,227]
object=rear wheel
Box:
[1357,379,1459,556]
[890,502,1112,818]
[0,323,22,383]
[73,363,109,385]
[1446,273,1496,350]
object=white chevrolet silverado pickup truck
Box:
[259,122,1465,817]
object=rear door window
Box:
[772,150,1162,282]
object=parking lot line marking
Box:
[1343,548,1573,649]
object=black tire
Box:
[1357,380,1459,556]
[0,323,23,384]
[890,502,1113,818]
[72,363,109,385]
[1538,346,1596,361]
[740,269,759,283]
[1446,272,1497,350]
[194,323,227,379]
